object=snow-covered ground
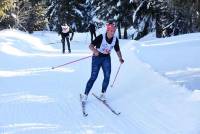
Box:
[137,33,200,91]
[0,29,200,134]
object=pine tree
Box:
[82,0,95,31]
[0,0,12,18]
[12,0,32,31]
[171,0,200,33]
[93,0,135,39]
[26,1,46,33]
[131,0,177,39]
[117,0,135,39]
[131,0,156,39]
[71,0,88,32]
[0,0,14,29]
[33,3,46,31]
[153,0,174,38]
[46,0,86,32]
[94,0,120,36]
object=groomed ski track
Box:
[0,31,199,134]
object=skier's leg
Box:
[94,31,96,38]
[84,56,101,95]
[101,56,111,93]
[61,35,65,53]
[66,37,71,53]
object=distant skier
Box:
[81,22,124,102]
[59,23,74,53]
[71,21,77,32]
[88,22,97,42]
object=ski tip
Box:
[83,113,88,117]
[92,93,97,97]
[117,112,121,115]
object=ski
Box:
[92,93,121,116]
[80,94,88,117]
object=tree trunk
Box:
[155,15,162,38]
[117,22,121,39]
[124,26,128,39]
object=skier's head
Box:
[106,22,116,38]
[64,23,68,26]
[106,23,116,31]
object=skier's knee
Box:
[89,77,97,82]
[104,73,110,80]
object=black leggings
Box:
[61,35,70,53]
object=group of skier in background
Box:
[58,22,97,54]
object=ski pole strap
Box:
[110,63,122,88]
[52,55,92,69]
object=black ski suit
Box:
[59,25,74,53]
[88,23,96,42]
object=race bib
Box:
[62,26,70,33]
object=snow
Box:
[0,29,200,134]
[137,32,200,91]
[117,1,121,7]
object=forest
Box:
[0,0,199,39]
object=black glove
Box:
[119,58,124,64]
[70,37,73,41]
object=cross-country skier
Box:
[59,23,74,53]
[82,22,124,102]
[88,22,97,42]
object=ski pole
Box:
[110,63,122,88]
[51,55,92,69]
[48,41,60,45]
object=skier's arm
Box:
[116,50,124,64]
[58,25,62,35]
[89,44,99,56]
[89,34,103,56]
[114,39,124,63]
[70,28,74,40]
